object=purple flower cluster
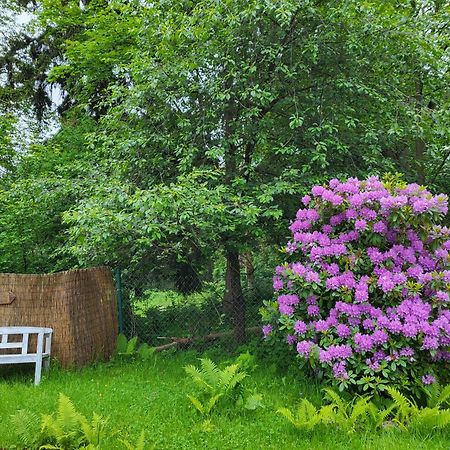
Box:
[266,176,450,392]
[421,374,436,385]
[277,294,299,316]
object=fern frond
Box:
[434,409,450,429]
[410,407,450,432]
[219,364,246,393]
[185,357,249,416]
[135,430,147,450]
[126,336,138,354]
[187,395,205,415]
[277,407,298,427]
[345,397,372,433]
[206,394,223,415]
[349,397,370,421]
[200,358,221,388]
[318,404,336,425]
[386,387,415,420]
[323,388,348,418]
[278,399,322,431]
[297,398,318,424]
[116,334,128,354]
[372,403,396,429]
[119,430,149,450]
[436,384,450,408]
[10,409,42,447]
[55,393,81,434]
[79,412,108,445]
[184,365,213,392]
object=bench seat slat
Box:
[0,342,23,349]
[0,354,49,364]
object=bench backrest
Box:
[0,326,53,356]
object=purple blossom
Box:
[412,199,430,214]
[320,344,353,362]
[305,270,320,283]
[422,336,439,350]
[366,358,380,371]
[422,374,436,385]
[307,305,320,317]
[402,322,419,338]
[400,347,414,357]
[434,291,449,303]
[262,324,273,337]
[333,361,349,380]
[367,247,384,265]
[324,263,340,276]
[278,294,299,316]
[372,329,389,345]
[360,207,377,221]
[346,209,358,220]
[349,194,364,208]
[273,277,283,291]
[354,333,374,352]
[285,242,297,254]
[336,324,351,338]
[315,320,329,332]
[302,195,311,205]
[311,185,325,197]
[294,320,307,335]
[287,334,297,345]
[372,221,387,233]
[362,318,375,330]
[297,340,315,357]
[355,219,367,231]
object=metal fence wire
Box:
[114,258,272,347]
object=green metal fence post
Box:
[115,267,124,334]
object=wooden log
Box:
[153,326,261,352]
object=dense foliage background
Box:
[0,0,449,341]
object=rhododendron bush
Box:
[261,175,450,396]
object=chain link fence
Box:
[114,254,273,347]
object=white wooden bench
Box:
[0,326,53,385]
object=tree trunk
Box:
[221,76,246,343]
[241,251,255,291]
[223,248,246,343]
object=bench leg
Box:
[34,358,42,385]
[43,356,50,372]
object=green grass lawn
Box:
[0,350,448,450]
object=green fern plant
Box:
[323,388,376,432]
[387,387,450,434]
[184,358,249,416]
[119,431,153,450]
[10,409,42,448]
[116,334,155,361]
[11,393,109,449]
[423,382,450,409]
[117,334,137,355]
[277,398,332,431]
[278,384,450,435]
[278,388,393,433]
